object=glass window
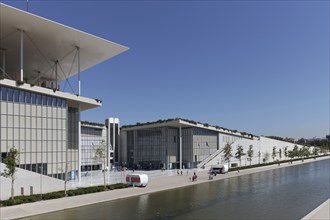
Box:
[14,90,19,102]
[1,86,6,101]
[57,98,61,107]
[42,95,47,106]
[37,94,42,105]
[20,91,25,103]
[47,96,52,106]
[7,88,13,102]
[63,100,67,108]
[52,97,56,107]
[31,93,36,104]
[26,92,31,104]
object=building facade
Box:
[80,118,120,174]
[0,3,127,181]
[120,118,305,170]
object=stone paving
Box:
[1,156,329,220]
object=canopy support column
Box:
[55,60,58,89]
[76,46,81,96]
[20,30,24,81]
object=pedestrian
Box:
[177,170,179,175]
[180,170,183,175]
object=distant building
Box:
[119,118,305,170]
[80,118,120,174]
[326,135,330,141]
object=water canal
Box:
[22,159,330,220]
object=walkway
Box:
[1,156,329,220]
[302,199,330,220]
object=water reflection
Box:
[22,159,330,220]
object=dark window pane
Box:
[57,98,61,107]
[1,87,7,101]
[7,88,13,102]
[14,90,19,102]
[31,93,36,104]
[37,94,42,105]
[20,91,25,103]
[26,92,31,103]
[63,100,67,108]
[42,95,47,105]
[47,96,52,106]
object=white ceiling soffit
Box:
[0,3,129,82]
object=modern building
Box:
[80,118,120,174]
[0,3,128,181]
[120,118,306,170]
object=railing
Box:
[197,149,224,169]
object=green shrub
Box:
[42,191,65,200]
[1,198,23,206]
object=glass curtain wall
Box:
[0,85,73,179]
[81,126,105,172]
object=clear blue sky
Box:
[4,0,329,139]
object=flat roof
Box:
[0,3,128,82]
[121,118,258,139]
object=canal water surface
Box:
[22,159,330,220]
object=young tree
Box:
[312,147,319,160]
[258,151,261,164]
[284,146,288,160]
[292,145,299,158]
[94,140,108,190]
[235,145,245,170]
[223,143,233,169]
[288,150,295,164]
[272,146,277,162]
[58,163,68,197]
[300,146,310,162]
[279,148,282,161]
[247,145,254,166]
[298,148,304,162]
[1,147,20,200]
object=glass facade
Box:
[124,126,221,169]
[81,125,106,172]
[192,127,218,165]
[0,85,78,180]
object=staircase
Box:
[197,149,224,169]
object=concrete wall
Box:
[204,136,309,169]
[0,163,65,200]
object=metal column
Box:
[77,47,81,96]
[55,61,58,89]
[77,46,81,181]
[20,30,24,81]
[179,125,182,170]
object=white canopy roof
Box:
[0,3,128,82]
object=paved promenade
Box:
[1,156,329,220]
[302,199,330,220]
